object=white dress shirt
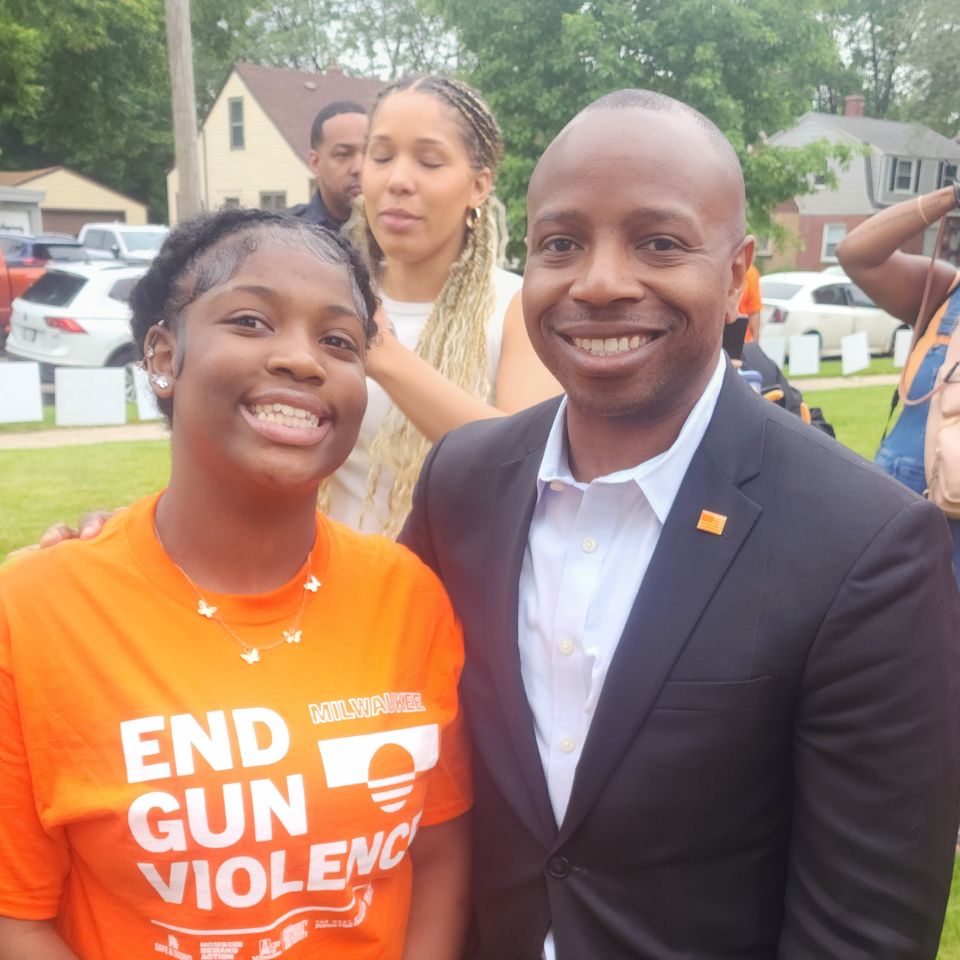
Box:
[516,355,726,960]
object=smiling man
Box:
[401,90,960,959]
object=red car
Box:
[0,248,12,348]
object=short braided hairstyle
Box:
[343,74,506,537]
[130,208,379,424]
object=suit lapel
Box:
[472,405,560,843]
[557,369,765,844]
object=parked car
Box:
[0,249,12,349]
[5,262,147,400]
[0,232,114,314]
[78,223,169,263]
[758,271,908,357]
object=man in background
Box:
[288,100,367,230]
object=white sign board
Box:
[840,330,870,376]
[788,335,821,376]
[893,327,913,369]
[54,367,126,426]
[0,361,44,423]
[758,335,786,371]
[133,366,163,421]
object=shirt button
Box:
[547,855,571,879]
[559,735,575,753]
[581,537,597,553]
[558,638,574,656]
[549,480,565,492]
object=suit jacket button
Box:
[547,856,571,879]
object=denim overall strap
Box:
[875,283,960,495]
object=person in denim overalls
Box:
[838,182,960,583]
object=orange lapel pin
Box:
[697,510,727,536]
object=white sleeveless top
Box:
[328,267,522,533]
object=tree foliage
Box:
[440,0,853,261]
[0,0,172,218]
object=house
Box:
[0,183,44,236]
[166,62,383,224]
[763,96,960,271]
[0,167,148,235]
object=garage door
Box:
[42,209,126,236]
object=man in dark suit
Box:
[287,100,366,230]
[401,89,960,959]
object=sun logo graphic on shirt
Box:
[316,724,439,813]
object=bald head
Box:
[531,88,747,242]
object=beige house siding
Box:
[29,168,148,227]
[167,71,309,224]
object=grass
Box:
[0,402,144,433]
[803,384,896,459]
[0,440,169,558]
[796,355,899,379]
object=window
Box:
[229,97,244,150]
[108,277,141,303]
[889,157,918,193]
[820,223,846,262]
[754,235,773,257]
[939,161,958,189]
[21,272,86,306]
[259,192,287,212]
[759,281,803,301]
[812,283,849,306]
[848,284,877,308]
[222,197,240,209]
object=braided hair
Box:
[130,208,379,424]
[345,75,505,537]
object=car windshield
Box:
[107,276,141,303]
[760,281,804,301]
[21,272,87,306]
[40,244,91,261]
[121,231,167,253]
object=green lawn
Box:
[0,402,143,433]
[0,440,170,558]
[795,355,899,379]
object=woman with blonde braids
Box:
[331,75,560,536]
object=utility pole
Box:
[164,0,203,221]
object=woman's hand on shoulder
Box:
[38,511,116,548]
[364,308,404,383]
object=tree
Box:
[440,0,853,261]
[0,0,172,218]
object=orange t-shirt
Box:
[0,493,470,960]
[738,264,762,344]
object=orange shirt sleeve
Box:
[0,600,70,918]
[738,266,762,316]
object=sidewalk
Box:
[0,422,168,450]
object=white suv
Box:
[79,223,169,263]
[6,262,147,399]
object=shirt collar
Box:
[537,353,727,524]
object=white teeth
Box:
[572,334,654,357]
[249,403,319,429]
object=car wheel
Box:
[107,349,138,403]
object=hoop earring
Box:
[465,206,482,231]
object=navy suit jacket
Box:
[400,366,960,960]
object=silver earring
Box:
[144,345,155,359]
[151,374,170,390]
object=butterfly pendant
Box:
[240,647,261,665]
[197,600,218,618]
[303,576,322,593]
[283,629,302,644]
